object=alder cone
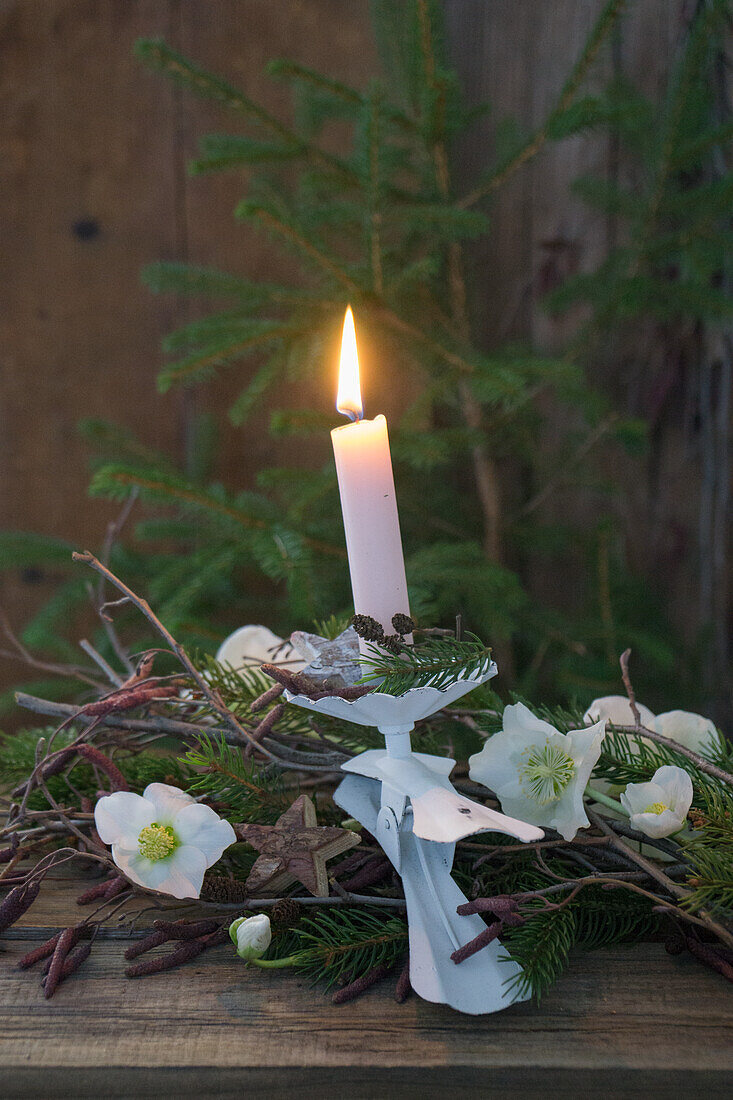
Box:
[270,898,302,928]
[200,873,249,905]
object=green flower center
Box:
[138,823,178,861]
[643,801,668,815]
[520,743,576,804]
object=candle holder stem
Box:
[381,726,413,758]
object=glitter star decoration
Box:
[235,794,360,897]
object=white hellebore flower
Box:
[583,695,656,729]
[583,696,722,759]
[469,702,606,842]
[653,711,723,758]
[229,914,272,961]
[216,625,306,673]
[620,765,693,839]
[95,783,236,899]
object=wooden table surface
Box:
[1,874,731,1099]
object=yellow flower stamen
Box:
[643,802,668,815]
[519,743,576,804]
[138,823,177,861]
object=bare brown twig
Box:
[95,491,138,675]
[0,608,101,688]
[73,551,285,765]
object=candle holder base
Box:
[285,662,543,1015]
[334,771,529,1014]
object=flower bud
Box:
[229,914,272,961]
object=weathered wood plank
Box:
[1,864,732,1096]
[0,0,183,709]
[1,931,731,1097]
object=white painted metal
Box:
[285,663,543,1014]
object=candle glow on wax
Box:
[331,307,411,651]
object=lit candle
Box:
[331,307,410,651]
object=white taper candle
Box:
[331,308,410,651]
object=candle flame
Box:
[336,306,363,421]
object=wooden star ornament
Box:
[234,794,360,897]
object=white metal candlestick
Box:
[285,660,544,1015]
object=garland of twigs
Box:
[1,534,732,1002]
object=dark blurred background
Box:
[1,1,730,722]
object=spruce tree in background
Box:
[1,0,730,718]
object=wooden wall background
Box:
[0,1,729,720]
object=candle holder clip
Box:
[285,660,544,1015]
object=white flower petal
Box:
[113,844,208,898]
[549,795,589,842]
[233,913,272,959]
[484,782,551,829]
[142,783,195,825]
[583,696,655,728]
[567,721,606,775]
[469,733,522,793]
[654,711,722,758]
[652,764,693,810]
[503,701,559,740]
[174,802,236,865]
[157,845,209,898]
[95,792,155,847]
[216,625,305,672]
[111,846,169,891]
[543,721,604,841]
[620,780,665,817]
[628,808,683,839]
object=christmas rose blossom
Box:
[94,782,236,899]
[469,702,606,841]
[582,695,656,729]
[583,696,722,759]
[229,913,272,960]
[653,710,723,758]
[216,624,306,673]
[620,765,693,839]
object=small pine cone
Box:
[351,615,385,643]
[200,873,249,905]
[391,614,414,637]
[380,634,404,655]
[270,898,303,929]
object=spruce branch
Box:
[459,0,627,209]
[361,633,492,695]
[256,908,408,989]
[236,202,362,293]
[183,735,290,823]
[135,39,358,186]
[89,465,345,559]
[268,58,417,134]
[157,321,303,393]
